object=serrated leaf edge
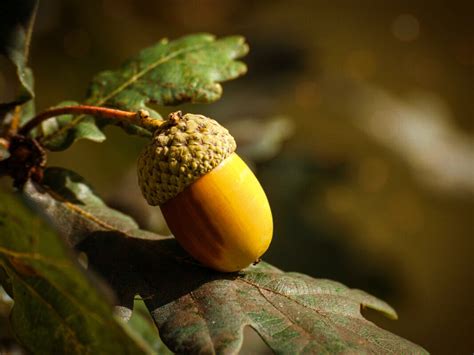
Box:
[41,36,247,146]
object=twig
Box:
[18,105,163,136]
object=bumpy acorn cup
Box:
[137,111,273,272]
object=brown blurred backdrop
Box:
[2,0,473,353]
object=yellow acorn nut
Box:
[137,111,273,272]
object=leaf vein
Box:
[240,278,398,352]
[255,286,313,346]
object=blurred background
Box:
[1,0,473,353]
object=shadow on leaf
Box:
[78,232,231,310]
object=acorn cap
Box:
[137,111,236,205]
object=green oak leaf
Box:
[87,33,248,111]
[0,0,37,117]
[0,186,153,354]
[80,235,428,355]
[23,168,428,354]
[40,33,248,150]
[38,101,106,151]
[128,299,173,354]
[23,167,138,246]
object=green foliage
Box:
[87,34,247,112]
[0,188,152,354]
[151,264,425,354]
[40,33,248,151]
[0,0,36,117]
[0,4,428,351]
[21,168,427,354]
[128,299,173,354]
[38,101,106,151]
[24,167,139,247]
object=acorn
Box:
[137,111,273,272]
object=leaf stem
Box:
[19,105,163,136]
